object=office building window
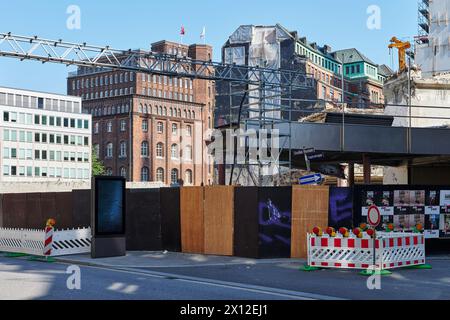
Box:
[185,170,193,185]
[106,143,113,158]
[141,141,149,157]
[142,120,148,132]
[156,168,164,182]
[171,169,179,185]
[141,167,149,182]
[157,122,164,133]
[119,141,127,158]
[120,119,126,132]
[171,144,179,159]
[172,123,178,135]
[120,167,127,179]
[156,143,164,158]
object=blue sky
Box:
[0,0,417,94]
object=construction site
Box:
[1,0,450,303]
[212,0,450,188]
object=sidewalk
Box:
[56,251,306,269]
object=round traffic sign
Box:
[367,205,381,227]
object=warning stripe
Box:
[44,226,54,256]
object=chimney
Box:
[323,45,332,54]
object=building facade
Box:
[215,24,392,126]
[67,41,215,186]
[0,87,91,183]
[416,0,450,77]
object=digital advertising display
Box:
[93,176,126,236]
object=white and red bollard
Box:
[44,219,56,258]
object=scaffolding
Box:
[417,0,430,44]
[224,79,296,187]
[0,31,316,187]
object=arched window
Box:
[141,167,149,182]
[107,121,112,133]
[156,168,164,182]
[106,143,113,158]
[164,107,167,116]
[120,167,127,179]
[188,110,191,119]
[106,168,113,176]
[144,104,148,114]
[192,111,195,119]
[170,108,173,117]
[94,123,99,134]
[93,144,100,157]
[141,141,149,157]
[171,144,179,159]
[119,141,127,158]
[185,145,192,160]
[120,119,127,132]
[138,104,143,113]
[185,170,193,185]
[186,125,192,137]
[171,169,179,185]
[156,143,164,158]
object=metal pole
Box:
[408,56,412,152]
[341,63,345,151]
[289,83,293,185]
[373,228,376,269]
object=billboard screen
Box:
[94,177,126,236]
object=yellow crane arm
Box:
[388,37,411,72]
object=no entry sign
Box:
[367,205,381,227]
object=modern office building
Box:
[0,87,91,184]
[67,41,215,186]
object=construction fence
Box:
[0,227,91,257]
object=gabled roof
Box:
[378,64,394,77]
[333,48,376,65]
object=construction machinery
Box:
[388,37,411,72]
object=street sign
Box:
[307,152,325,161]
[367,205,381,227]
[299,173,323,186]
[294,148,315,156]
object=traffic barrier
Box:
[0,226,91,257]
[43,219,56,257]
[307,230,425,270]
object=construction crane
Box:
[388,37,411,72]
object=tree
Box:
[92,149,106,176]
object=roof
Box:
[333,48,376,65]
[378,64,394,77]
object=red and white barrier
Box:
[43,226,54,256]
[307,232,425,270]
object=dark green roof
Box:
[333,48,376,65]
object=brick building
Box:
[67,41,215,186]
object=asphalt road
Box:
[141,256,450,300]
[1,255,449,300]
[0,256,323,300]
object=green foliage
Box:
[92,149,105,176]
